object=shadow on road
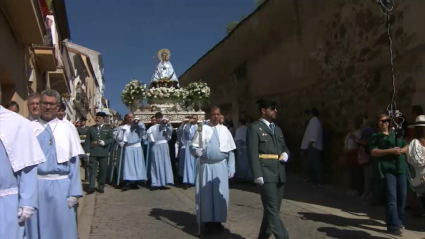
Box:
[298,212,390,236]
[230,174,425,233]
[149,208,246,239]
[317,227,390,239]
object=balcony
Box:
[0,0,46,44]
[33,46,56,71]
[48,69,69,94]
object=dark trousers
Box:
[349,166,364,193]
[308,146,322,184]
[384,173,407,231]
[89,156,108,189]
[258,182,289,239]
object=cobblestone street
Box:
[80,174,425,239]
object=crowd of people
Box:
[3,85,425,238]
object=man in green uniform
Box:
[247,99,290,239]
[84,112,114,194]
[77,116,89,182]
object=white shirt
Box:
[301,117,323,151]
[344,130,362,150]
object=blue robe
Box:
[0,141,38,239]
[26,127,82,239]
[235,140,252,181]
[177,125,185,177]
[191,128,235,223]
[148,124,174,187]
[121,123,146,181]
[181,124,198,185]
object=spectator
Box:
[7,101,19,113]
[357,119,377,201]
[344,119,363,196]
[369,113,409,236]
[301,108,323,186]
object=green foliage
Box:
[255,0,266,7]
[226,22,239,34]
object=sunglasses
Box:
[267,106,277,111]
[380,119,391,123]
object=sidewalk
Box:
[78,173,425,239]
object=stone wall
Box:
[180,0,425,186]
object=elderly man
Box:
[191,106,236,234]
[147,112,174,189]
[26,93,40,121]
[116,113,147,190]
[0,87,45,239]
[26,89,83,239]
[84,112,114,194]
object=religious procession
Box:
[3,0,425,239]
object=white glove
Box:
[254,177,264,185]
[80,140,85,143]
[67,197,78,208]
[279,152,289,163]
[17,206,35,223]
[86,153,90,157]
[99,140,105,146]
[195,148,203,157]
[119,142,125,148]
[228,172,235,179]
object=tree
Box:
[225,0,266,34]
[255,0,266,7]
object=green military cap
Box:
[256,99,277,110]
[96,112,107,117]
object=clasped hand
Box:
[391,147,403,155]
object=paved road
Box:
[83,174,425,239]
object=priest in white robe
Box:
[234,119,252,181]
[117,114,147,190]
[147,112,174,189]
[0,106,45,239]
[191,106,236,233]
[26,90,83,239]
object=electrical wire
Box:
[378,0,405,128]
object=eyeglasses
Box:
[268,106,277,111]
[380,119,390,123]
[40,102,57,107]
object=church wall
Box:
[180,0,425,187]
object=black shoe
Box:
[122,184,131,191]
[131,184,139,189]
[387,229,403,237]
[87,188,96,194]
[98,188,104,194]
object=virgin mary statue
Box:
[150,49,180,87]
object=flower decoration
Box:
[185,80,211,102]
[121,79,147,107]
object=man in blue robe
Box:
[180,115,198,189]
[27,89,83,239]
[0,104,45,239]
[177,116,190,181]
[147,112,174,189]
[117,113,147,190]
[191,106,236,234]
[234,119,252,182]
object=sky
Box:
[65,0,257,115]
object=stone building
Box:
[66,42,105,126]
[0,0,74,117]
[179,0,425,186]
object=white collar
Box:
[260,118,273,127]
[0,106,45,171]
